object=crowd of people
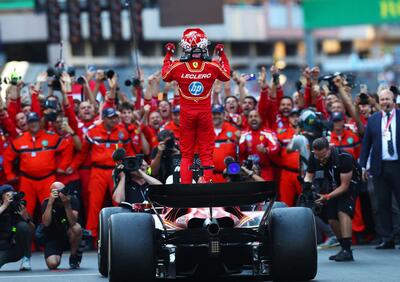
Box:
[0,58,400,269]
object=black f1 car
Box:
[98,181,317,281]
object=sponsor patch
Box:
[188,81,204,96]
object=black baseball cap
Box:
[289,108,301,116]
[102,107,119,118]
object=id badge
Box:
[385,131,391,141]
[31,152,37,157]
[106,143,110,148]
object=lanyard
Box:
[384,111,395,132]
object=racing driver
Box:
[162,28,231,184]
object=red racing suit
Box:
[162,54,230,183]
[239,128,280,181]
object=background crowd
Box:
[0,62,399,250]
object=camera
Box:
[47,63,64,91]
[76,76,86,85]
[297,182,322,215]
[102,70,115,80]
[124,77,141,87]
[157,130,176,151]
[58,185,71,196]
[123,155,143,172]
[2,70,21,85]
[9,191,26,211]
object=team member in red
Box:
[276,109,302,207]
[162,28,231,183]
[119,102,150,156]
[329,112,361,159]
[3,112,71,216]
[161,106,180,145]
[67,108,132,240]
[211,104,239,183]
[239,110,280,181]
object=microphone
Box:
[112,148,126,162]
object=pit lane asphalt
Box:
[0,246,399,281]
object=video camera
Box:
[297,182,322,215]
[318,72,356,94]
[112,148,143,174]
[224,156,254,182]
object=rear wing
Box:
[147,181,276,208]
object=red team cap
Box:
[180,28,209,52]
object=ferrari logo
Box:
[193,62,198,68]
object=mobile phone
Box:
[62,117,68,127]
[360,84,368,94]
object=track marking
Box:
[0,273,99,279]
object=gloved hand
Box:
[214,44,225,55]
[165,43,175,54]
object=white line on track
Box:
[0,273,99,279]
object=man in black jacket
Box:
[0,185,34,271]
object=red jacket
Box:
[4,130,72,180]
[213,122,238,172]
[70,123,132,170]
[239,128,280,181]
[162,55,230,110]
[276,126,300,172]
[329,128,361,160]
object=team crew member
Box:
[67,108,132,241]
[276,109,302,207]
[161,105,180,145]
[3,112,71,217]
[162,28,231,183]
[239,110,280,181]
[329,112,361,159]
[211,104,239,183]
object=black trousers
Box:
[0,221,32,268]
[372,161,400,242]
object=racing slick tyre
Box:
[108,213,156,282]
[98,207,128,277]
[270,207,317,281]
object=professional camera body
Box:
[8,191,26,211]
[318,72,356,94]
[297,182,322,215]
[122,155,143,172]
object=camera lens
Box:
[77,76,85,85]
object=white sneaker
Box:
[318,236,340,249]
[19,256,31,271]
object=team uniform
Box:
[70,122,132,239]
[239,129,280,181]
[162,28,230,183]
[3,130,71,216]
[276,126,302,207]
[212,122,238,183]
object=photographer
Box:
[40,182,82,270]
[223,157,264,183]
[113,158,162,204]
[150,130,181,184]
[0,185,34,271]
[304,137,360,262]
